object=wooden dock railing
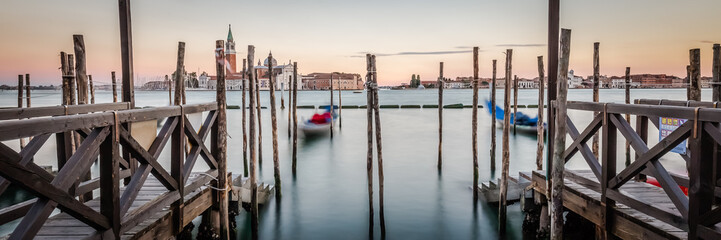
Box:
[0,102,221,239]
[559,99,721,239]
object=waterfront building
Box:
[302,72,363,90]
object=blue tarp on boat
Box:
[485,99,539,127]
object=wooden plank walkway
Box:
[477,172,531,203]
[525,169,690,239]
[28,173,213,240]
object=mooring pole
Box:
[255,68,263,166]
[288,77,293,138]
[61,52,71,106]
[689,49,701,101]
[17,75,23,109]
[365,54,375,238]
[165,75,171,105]
[371,55,386,237]
[247,45,259,239]
[472,47,479,200]
[73,35,88,105]
[491,60,497,171]
[242,59,249,177]
[68,54,76,105]
[339,76,343,129]
[292,62,299,175]
[537,56,545,171]
[546,0,560,183]
[513,75,518,135]
[25,74,31,108]
[438,62,444,170]
[174,42,185,106]
[89,75,95,104]
[592,43,600,158]
[17,75,24,149]
[713,44,720,102]
[119,0,135,108]
[551,28,572,240]
[267,53,282,197]
[213,40,230,240]
[624,67,631,167]
[499,49,512,235]
[330,73,334,138]
[112,72,118,103]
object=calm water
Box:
[0,88,712,239]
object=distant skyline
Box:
[1,0,720,86]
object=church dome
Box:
[264,57,277,67]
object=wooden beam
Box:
[119,0,135,107]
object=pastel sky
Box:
[1,0,719,86]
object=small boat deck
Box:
[29,173,213,240]
[526,169,692,239]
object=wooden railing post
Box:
[100,121,120,238]
[689,120,713,239]
[171,112,186,235]
[601,109,617,239]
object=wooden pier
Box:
[0,102,231,239]
[507,99,721,239]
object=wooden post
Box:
[624,67,631,167]
[74,38,94,199]
[255,68,263,166]
[339,76,342,128]
[247,45,259,238]
[687,65,692,100]
[17,75,23,108]
[267,53,282,196]
[165,75,170,105]
[546,0,560,176]
[281,77,285,110]
[592,42,600,158]
[68,54,76,105]
[513,75,518,135]
[242,59,249,177]
[472,47,480,200]
[17,75,25,152]
[689,49,701,101]
[112,72,118,103]
[25,74,31,108]
[330,73,334,138]
[213,40,230,240]
[292,62,298,175]
[174,42,185,106]
[74,35,88,105]
[536,56,545,171]
[551,28,572,240]
[119,0,135,108]
[61,52,71,106]
[438,62,444,170]
[499,49,512,235]
[491,60,497,171]
[89,75,95,104]
[713,44,720,102]
[365,54,375,236]
[371,55,386,236]
[182,69,187,105]
[288,77,293,139]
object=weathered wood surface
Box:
[472,47,479,200]
[499,49,512,234]
[266,53,282,197]
[527,170,688,240]
[713,44,720,102]
[490,60,497,171]
[74,35,88,105]
[688,49,701,101]
[112,72,118,103]
[536,56,545,171]
[551,28,571,240]
[592,42,600,158]
[0,102,130,121]
[20,174,213,240]
[477,174,531,203]
[438,62,443,170]
[174,42,185,106]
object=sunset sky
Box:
[0,0,719,86]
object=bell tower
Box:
[225,24,237,75]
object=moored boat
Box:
[485,99,545,135]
